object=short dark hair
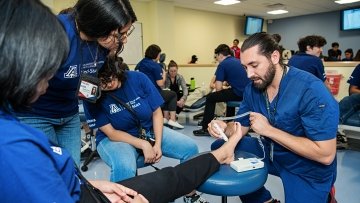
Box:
[168,60,178,68]
[241,33,284,66]
[99,56,127,89]
[215,44,233,56]
[297,35,327,52]
[272,34,281,43]
[233,39,239,43]
[0,0,69,112]
[145,44,161,59]
[74,0,137,39]
[331,42,339,48]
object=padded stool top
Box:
[197,151,268,196]
[226,101,242,108]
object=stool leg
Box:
[221,196,227,203]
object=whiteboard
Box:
[118,22,143,65]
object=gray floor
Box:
[82,113,360,203]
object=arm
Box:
[249,112,336,165]
[89,180,145,203]
[179,74,188,101]
[152,107,164,162]
[156,69,166,88]
[349,85,360,95]
[214,81,223,91]
[99,124,156,163]
[209,75,216,89]
[100,124,151,151]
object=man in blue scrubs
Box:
[209,33,338,203]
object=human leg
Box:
[118,129,242,203]
[161,90,184,128]
[339,94,360,125]
[55,113,81,166]
[97,137,138,182]
[18,116,58,144]
[280,168,331,202]
[161,127,199,162]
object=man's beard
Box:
[251,62,276,91]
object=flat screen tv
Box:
[244,16,264,35]
[341,7,360,31]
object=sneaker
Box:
[270,199,281,203]
[167,120,184,129]
[193,129,210,136]
[183,193,208,203]
[163,118,169,124]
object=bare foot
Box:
[211,122,243,164]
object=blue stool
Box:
[197,151,268,203]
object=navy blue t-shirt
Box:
[16,14,108,118]
[135,58,163,91]
[84,71,164,144]
[215,56,250,96]
[0,110,80,202]
[288,53,326,82]
[348,64,360,87]
[237,67,338,190]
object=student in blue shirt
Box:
[338,64,360,145]
[193,44,250,136]
[84,57,209,202]
[136,44,184,129]
[14,0,137,166]
[209,33,338,203]
[288,35,331,91]
[0,1,247,202]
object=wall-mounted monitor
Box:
[341,7,360,31]
[244,16,264,35]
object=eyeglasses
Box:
[119,24,135,41]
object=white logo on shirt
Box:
[51,146,63,155]
[109,104,123,114]
[64,65,78,78]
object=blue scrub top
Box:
[0,110,80,202]
[348,64,360,87]
[215,56,251,97]
[237,67,338,189]
[84,71,164,144]
[288,53,326,82]
[16,14,108,118]
[135,58,163,91]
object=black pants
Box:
[160,89,177,111]
[202,89,242,130]
[81,153,219,203]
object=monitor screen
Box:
[244,16,264,35]
[341,8,360,31]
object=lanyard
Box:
[263,66,287,125]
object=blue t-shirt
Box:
[288,53,326,82]
[16,14,108,118]
[135,58,163,91]
[237,67,338,189]
[0,110,80,202]
[348,64,360,87]
[84,71,164,144]
[215,56,250,97]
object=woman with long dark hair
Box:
[15,0,137,166]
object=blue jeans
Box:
[339,94,360,126]
[18,114,81,166]
[212,136,331,203]
[97,126,199,182]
